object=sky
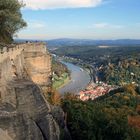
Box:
[18,0,140,40]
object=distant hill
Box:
[46,38,140,49]
[15,38,140,49]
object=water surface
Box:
[58,62,90,94]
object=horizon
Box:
[18,0,140,40]
[15,38,140,41]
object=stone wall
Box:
[0,42,47,63]
[0,42,51,86]
[0,42,52,109]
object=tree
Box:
[50,90,61,105]
[61,91,140,140]
[0,0,27,44]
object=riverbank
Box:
[52,58,71,90]
[58,62,91,94]
[52,72,71,90]
[60,58,95,83]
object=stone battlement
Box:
[0,42,51,89]
[0,42,48,63]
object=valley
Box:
[51,44,140,140]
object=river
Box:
[58,62,91,94]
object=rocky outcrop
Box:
[0,43,52,88]
[0,80,60,140]
[0,43,69,140]
[0,43,52,106]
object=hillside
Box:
[47,39,140,49]
[61,84,140,140]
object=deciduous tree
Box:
[0,0,27,44]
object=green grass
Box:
[52,72,70,89]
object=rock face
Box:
[0,43,52,88]
[0,80,60,140]
[0,43,65,140]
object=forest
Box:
[61,84,140,140]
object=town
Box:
[79,82,114,101]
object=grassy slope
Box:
[52,59,70,90]
[52,72,70,89]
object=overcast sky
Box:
[18,0,140,40]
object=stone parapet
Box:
[0,42,48,63]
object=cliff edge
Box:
[0,43,68,140]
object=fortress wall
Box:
[13,52,28,79]
[0,42,52,103]
[0,58,17,106]
[23,43,47,53]
[0,42,48,63]
[0,46,24,63]
[23,52,52,86]
[0,58,14,84]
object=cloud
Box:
[91,23,123,29]
[27,21,47,29]
[21,0,103,10]
[93,23,108,28]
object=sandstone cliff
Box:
[0,43,69,140]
